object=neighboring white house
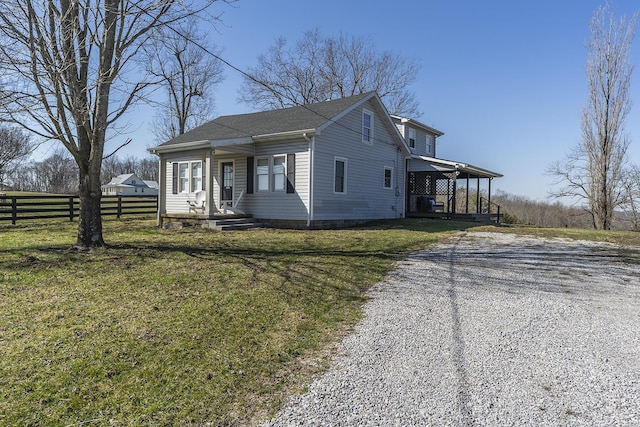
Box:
[148,92,501,228]
[101,173,159,196]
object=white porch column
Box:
[204,150,215,216]
[157,154,166,226]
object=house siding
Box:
[163,149,209,214]
[243,140,310,220]
[312,99,405,221]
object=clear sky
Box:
[105,0,640,201]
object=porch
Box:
[406,156,503,224]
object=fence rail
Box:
[0,194,157,225]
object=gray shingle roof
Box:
[157,92,373,147]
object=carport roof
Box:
[408,155,502,179]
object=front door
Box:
[221,162,234,203]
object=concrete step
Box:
[208,217,264,231]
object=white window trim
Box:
[191,160,203,192]
[362,109,373,145]
[334,156,347,194]
[383,166,393,190]
[426,134,434,155]
[255,156,270,192]
[272,154,287,192]
[177,160,203,194]
[178,161,189,193]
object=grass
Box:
[0,217,477,426]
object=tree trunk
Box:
[76,164,104,248]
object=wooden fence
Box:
[0,194,158,225]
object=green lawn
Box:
[1,218,478,426]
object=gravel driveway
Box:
[263,232,640,426]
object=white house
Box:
[148,92,501,228]
[101,173,159,196]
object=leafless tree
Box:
[239,28,421,117]
[620,164,640,230]
[0,0,229,247]
[549,3,638,230]
[0,125,32,188]
[143,21,224,143]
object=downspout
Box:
[304,133,314,227]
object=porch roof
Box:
[408,155,502,179]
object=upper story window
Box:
[408,128,416,149]
[362,109,373,144]
[426,134,434,155]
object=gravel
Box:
[262,232,640,426]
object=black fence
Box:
[0,194,158,225]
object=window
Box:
[272,155,286,191]
[256,157,269,191]
[426,134,434,154]
[178,162,189,193]
[408,128,416,149]
[384,167,393,189]
[191,161,202,192]
[334,157,346,194]
[362,109,373,144]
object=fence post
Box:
[11,197,17,225]
[117,195,122,219]
[69,196,74,221]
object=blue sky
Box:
[111,0,640,201]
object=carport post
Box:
[476,177,480,213]
[465,175,470,213]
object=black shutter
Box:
[172,163,178,194]
[247,156,254,194]
[201,160,206,191]
[286,153,295,193]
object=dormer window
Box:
[408,128,416,149]
[426,134,434,155]
[362,109,373,144]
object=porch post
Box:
[465,175,470,214]
[476,177,481,213]
[204,150,214,216]
[157,154,166,226]
[488,178,492,214]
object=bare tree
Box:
[0,125,32,188]
[549,3,638,230]
[621,164,640,230]
[239,28,421,117]
[143,21,224,143]
[0,0,229,247]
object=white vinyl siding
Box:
[312,100,405,221]
[243,140,310,220]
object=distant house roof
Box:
[150,92,387,151]
[108,173,135,185]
